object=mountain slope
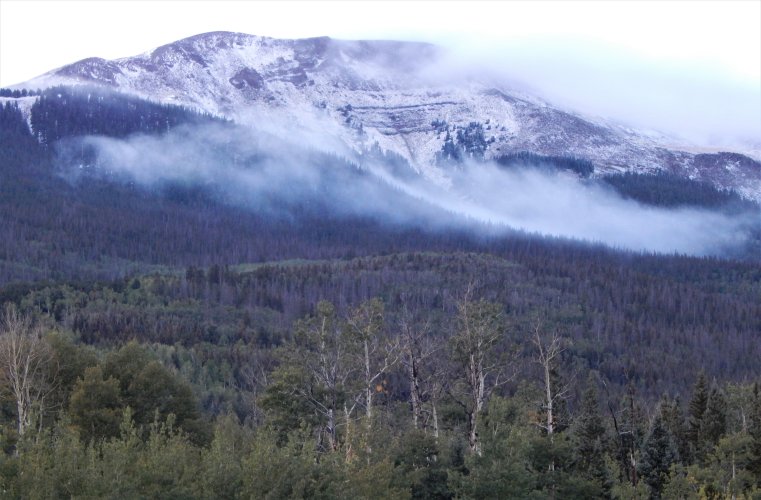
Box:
[13,31,761,200]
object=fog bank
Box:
[58,122,756,256]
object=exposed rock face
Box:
[229,68,264,90]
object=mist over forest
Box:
[55,111,759,257]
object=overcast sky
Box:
[1,0,759,148]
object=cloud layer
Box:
[56,120,757,257]
[434,37,761,152]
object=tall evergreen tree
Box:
[687,372,709,463]
[639,411,679,498]
[660,395,689,465]
[68,365,123,442]
[702,386,728,450]
[573,380,612,496]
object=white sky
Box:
[1,0,759,145]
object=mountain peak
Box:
[9,31,761,200]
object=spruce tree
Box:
[702,386,727,450]
[660,395,688,465]
[639,412,679,498]
[687,372,709,463]
[573,381,611,496]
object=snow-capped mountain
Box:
[11,31,761,200]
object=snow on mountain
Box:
[13,31,761,200]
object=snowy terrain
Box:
[11,31,761,200]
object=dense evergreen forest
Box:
[0,87,760,498]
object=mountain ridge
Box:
[6,30,761,200]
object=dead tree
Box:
[449,286,509,455]
[345,298,399,424]
[288,301,359,453]
[0,304,57,438]
[398,299,442,434]
[532,322,571,471]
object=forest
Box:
[0,87,760,498]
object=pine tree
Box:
[639,411,679,498]
[573,381,612,496]
[660,395,688,464]
[702,386,727,450]
[687,372,709,463]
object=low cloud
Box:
[429,36,761,152]
[444,162,753,254]
[56,120,757,257]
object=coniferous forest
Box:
[0,87,760,498]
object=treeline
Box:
[0,88,42,98]
[601,171,758,212]
[29,85,222,147]
[493,152,756,213]
[494,151,595,177]
[1,296,761,498]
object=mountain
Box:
[10,31,761,201]
[3,34,761,498]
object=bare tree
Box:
[286,301,359,453]
[345,298,399,424]
[424,351,448,441]
[449,285,510,455]
[237,349,279,426]
[0,304,57,437]
[532,322,571,471]
[398,299,442,434]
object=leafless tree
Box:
[398,298,442,434]
[237,350,279,426]
[287,301,359,453]
[345,298,399,424]
[532,321,572,471]
[449,285,511,455]
[0,303,57,438]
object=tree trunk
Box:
[533,326,567,472]
[468,353,483,454]
[544,362,555,471]
[410,355,422,429]
[344,404,354,463]
[326,408,336,452]
[16,397,27,437]
[468,409,480,455]
[432,402,439,439]
[364,339,372,421]
[545,363,554,438]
